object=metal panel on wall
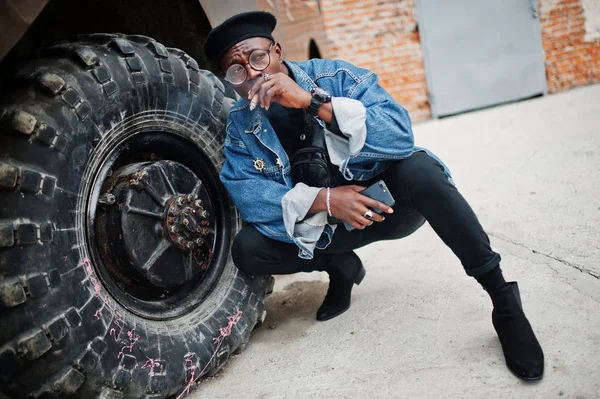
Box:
[417,0,547,117]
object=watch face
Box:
[312,87,331,102]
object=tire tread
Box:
[0,34,269,399]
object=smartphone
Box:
[343,180,396,231]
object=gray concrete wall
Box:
[200,0,257,27]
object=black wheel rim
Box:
[86,130,231,320]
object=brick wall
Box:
[539,0,600,92]
[258,0,600,122]
[320,0,430,121]
[256,0,331,64]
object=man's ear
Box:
[274,42,284,62]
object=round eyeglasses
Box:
[225,43,275,85]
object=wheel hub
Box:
[164,194,211,251]
[95,160,216,291]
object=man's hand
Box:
[247,72,311,111]
[311,185,393,230]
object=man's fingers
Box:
[367,210,386,223]
[247,79,265,100]
[349,219,368,230]
[346,211,376,230]
[261,81,279,110]
[355,216,374,228]
[349,188,393,214]
[361,196,393,214]
[358,206,385,223]
[349,185,366,193]
[257,81,269,108]
[266,87,286,110]
[257,79,279,109]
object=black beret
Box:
[204,11,277,63]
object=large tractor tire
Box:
[0,34,270,398]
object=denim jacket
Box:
[221,59,451,258]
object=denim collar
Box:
[285,61,317,92]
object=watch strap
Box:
[307,87,331,116]
[307,95,323,116]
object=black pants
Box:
[232,152,500,278]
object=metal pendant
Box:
[253,159,266,172]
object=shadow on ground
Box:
[258,280,327,329]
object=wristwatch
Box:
[306,87,332,116]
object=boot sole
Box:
[519,374,543,382]
[507,362,544,381]
[316,303,351,321]
[354,265,366,285]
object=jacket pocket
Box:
[347,160,388,181]
[244,120,262,135]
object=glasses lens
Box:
[249,50,270,70]
[225,64,247,85]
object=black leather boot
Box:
[316,252,366,321]
[487,282,544,380]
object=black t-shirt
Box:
[264,68,306,158]
[264,102,306,158]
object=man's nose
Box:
[245,64,263,81]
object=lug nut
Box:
[201,210,208,218]
[195,238,204,246]
[187,194,195,202]
[98,193,116,205]
[195,200,203,208]
[186,241,194,249]
[176,237,184,245]
[169,225,177,233]
[176,197,184,205]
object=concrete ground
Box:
[191,85,600,399]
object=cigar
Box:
[249,94,259,111]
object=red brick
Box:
[258,0,600,120]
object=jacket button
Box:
[263,129,267,133]
[301,250,307,255]
[300,134,306,140]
